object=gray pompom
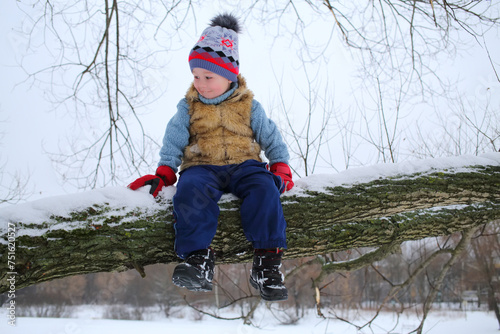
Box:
[210,13,241,33]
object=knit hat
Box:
[188,13,240,82]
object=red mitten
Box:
[128,165,177,198]
[270,162,294,193]
[155,165,177,185]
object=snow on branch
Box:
[1,153,499,293]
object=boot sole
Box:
[172,265,212,292]
[249,276,288,301]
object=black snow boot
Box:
[249,248,288,301]
[172,248,215,292]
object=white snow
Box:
[292,152,500,193]
[1,153,499,233]
[0,186,154,224]
[0,306,499,334]
[1,154,499,332]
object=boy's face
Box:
[192,68,232,99]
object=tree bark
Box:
[1,163,499,293]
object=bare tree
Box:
[469,223,500,327]
[13,0,499,188]
[409,89,499,158]
[272,62,335,178]
[0,170,31,205]
[0,115,31,204]
[15,0,201,188]
[7,2,500,332]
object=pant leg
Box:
[229,160,287,249]
[173,166,224,259]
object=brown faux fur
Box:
[180,75,262,171]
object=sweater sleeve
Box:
[158,99,191,173]
[251,100,290,165]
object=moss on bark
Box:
[1,165,499,293]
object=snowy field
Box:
[1,306,499,334]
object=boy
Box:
[128,13,293,301]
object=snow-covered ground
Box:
[1,305,499,334]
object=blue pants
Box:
[173,159,287,259]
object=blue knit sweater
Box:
[158,83,290,172]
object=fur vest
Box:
[180,76,262,171]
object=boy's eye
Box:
[205,76,212,80]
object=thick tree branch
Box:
[1,160,499,293]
